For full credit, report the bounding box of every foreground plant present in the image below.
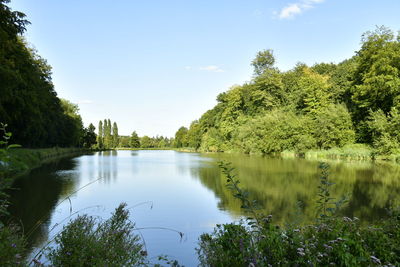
[43,203,146,266]
[197,162,400,266]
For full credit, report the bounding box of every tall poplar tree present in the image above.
[112,122,119,148]
[103,119,108,148]
[98,120,103,149]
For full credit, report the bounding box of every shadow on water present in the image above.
[7,157,80,250]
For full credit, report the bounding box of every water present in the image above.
[8,150,400,266]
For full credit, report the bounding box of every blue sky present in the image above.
[9,0,400,137]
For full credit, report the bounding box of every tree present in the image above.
[140,136,152,148]
[174,127,188,148]
[351,27,400,135]
[98,121,103,149]
[312,104,355,149]
[129,131,140,148]
[0,1,84,148]
[60,99,84,147]
[186,121,203,149]
[251,49,275,76]
[82,123,97,148]
[297,68,332,115]
[112,122,119,148]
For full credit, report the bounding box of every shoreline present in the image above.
[0,147,91,179]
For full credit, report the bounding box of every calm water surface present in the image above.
[9,150,400,266]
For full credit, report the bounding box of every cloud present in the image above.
[184,66,192,70]
[199,65,225,73]
[278,0,325,19]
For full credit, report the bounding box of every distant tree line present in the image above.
[119,132,173,149]
[174,26,400,155]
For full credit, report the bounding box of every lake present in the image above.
[8,150,400,266]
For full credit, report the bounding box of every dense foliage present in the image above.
[175,26,400,156]
[0,1,88,148]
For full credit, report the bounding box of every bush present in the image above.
[0,225,26,266]
[45,203,146,266]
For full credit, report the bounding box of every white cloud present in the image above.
[278,0,325,19]
[184,66,192,70]
[199,65,225,73]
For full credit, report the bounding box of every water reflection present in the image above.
[193,153,400,224]
[97,150,118,184]
[8,158,80,250]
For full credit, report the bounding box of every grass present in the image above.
[0,147,87,179]
[304,144,374,161]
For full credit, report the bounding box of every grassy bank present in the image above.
[179,144,400,163]
[0,147,88,179]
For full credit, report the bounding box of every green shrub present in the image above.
[0,225,26,266]
[45,203,146,267]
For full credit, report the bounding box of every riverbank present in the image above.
[174,144,400,163]
[0,147,89,179]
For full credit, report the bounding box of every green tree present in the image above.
[60,99,84,147]
[140,136,152,148]
[129,131,140,148]
[312,104,355,149]
[174,127,188,148]
[98,120,103,149]
[251,49,275,76]
[82,123,97,148]
[187,121,203,149]
[351,27,400,142]
[367,108,400,154]
[112,122,119,148]
[0,2,83,148]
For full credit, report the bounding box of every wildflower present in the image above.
[343,217,352,222]
[370,256,381,265]
[297,247,305,256]
[11,243,16,248]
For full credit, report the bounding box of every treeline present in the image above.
[119,133,174,149]
[174,26,400,155]
[95,120,174,149]
[0,1,89,148]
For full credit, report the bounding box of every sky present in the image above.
[9,0,400,137]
